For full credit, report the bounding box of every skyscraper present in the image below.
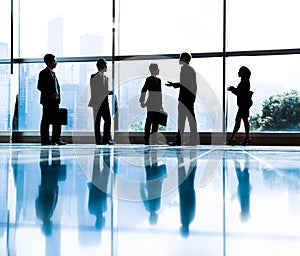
[48,17,63,56]
[0,42,10,130]
[77,34,104,131]
[79,34,103,86]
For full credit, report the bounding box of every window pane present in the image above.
[0,0,10,58]
[19,61,105,132]
[226,55,300,132]
[0,1,11,132]
[227,0,300,51]
[0,64,11,132]
[19,0,112,58]
[119,0,222,55]
[115,57,223,133]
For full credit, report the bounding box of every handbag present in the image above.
[59,108,68,125]
[157,110,168,126]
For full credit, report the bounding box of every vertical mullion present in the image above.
[223,0,227,138]
[112,0,116,137]
[10,0,13,74]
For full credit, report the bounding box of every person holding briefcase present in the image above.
[37,54,66,146]
[139,63,165,145]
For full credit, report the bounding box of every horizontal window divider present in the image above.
[1,48,300,65]
[226,48,300,57]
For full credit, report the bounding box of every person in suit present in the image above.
[88,58,113,145]
[37,53,66,146]
[166,52,198,146]
[226,66,253,146]
[139,63,163,145]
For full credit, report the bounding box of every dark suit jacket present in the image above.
[37,67,61,105]
[88,72,110,108]
[179,64,197,105]
[171,64,197,106]
[139,76,163,111]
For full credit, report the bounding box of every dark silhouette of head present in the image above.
[95,215,106,230]
[96,58,107,71]
[149,63,159,75]
[149,212,158,225]
[239,66,251,79]
[180,225,190,238]
[43,54,56,65]
[180,52,192,64]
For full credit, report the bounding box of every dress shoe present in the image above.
[102,140,113,145]
[53,141,67,146]
[225,137,235,146]
[240,138,252,146]
[167,140,181,146]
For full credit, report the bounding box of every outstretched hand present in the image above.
[165,81,173,87]
[227,86,234,91]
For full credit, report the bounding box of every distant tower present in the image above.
[48,17,63,56]
[78,34,103,131]
[0,42,10,130]
[48,17,64,83]
[0,42,8,57]
[80,34,103,86]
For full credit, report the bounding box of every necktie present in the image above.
[52,71,59,94]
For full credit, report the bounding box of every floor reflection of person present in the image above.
[177,149,197,237]
[35,149,67,236]
[234,154,252,222]
[140,149,167,225]
[88,149,111,230]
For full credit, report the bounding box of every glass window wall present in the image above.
[119,0,223,55]
[114,57,223,132]
[1,0,300,135]
[0,1,11,132]
[19,0,112,58]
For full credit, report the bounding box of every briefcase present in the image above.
[59,108,68,125]
[157,110,168,126]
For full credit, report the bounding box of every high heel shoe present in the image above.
[240,138,252,146]
[225,137,235,146]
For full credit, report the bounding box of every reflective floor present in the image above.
[0,144,300,256]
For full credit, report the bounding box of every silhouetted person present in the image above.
[140,149,167,225]
[35,149,66,236]
[139,63,164,145]
[37,53,66,146]
[88,58,113,145]
[234,155,252,222]
[88,150,111,230]
[226,66,253,146]
[166,52,198,146]
[177,149,197,237]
